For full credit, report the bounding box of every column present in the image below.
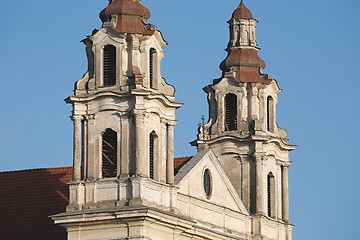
[254,153,264,214]
[87,114,96,180]
[82,116,88,180]
[250,83,259,121]
[282,164,290,222]
[135,111,147,177]
[241,156,250,211]
[72,115,82,181]
[276,162,283,220]
[239,83,248,132]
[120,115,130,177]
[258,88,265,132]
[166,122,175,184]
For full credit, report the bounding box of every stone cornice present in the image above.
[66,90,182,109]
[266,138,296,151]
[52,205,194,227]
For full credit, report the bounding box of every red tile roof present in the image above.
[0,157,192,239]
[174,156,193,174]
[0,167,72,240]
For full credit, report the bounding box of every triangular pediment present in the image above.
[175,149,248,214]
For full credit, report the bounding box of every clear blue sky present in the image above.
[0,0,359,239]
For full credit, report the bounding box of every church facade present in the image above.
[52,1,296,240]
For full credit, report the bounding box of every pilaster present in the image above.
[134,110,147,177]
[120,114,130,177]
[241,155,250,211]
[87,114,96,180]
[254,152,264,215]
[282,163,290,223]
[72,115,82,181]
[239,83,248,132]
[166,121,176,184]
[82,116,88,180]
[250,83,259,121]
[276,162,283,220]
[258,87,265,132]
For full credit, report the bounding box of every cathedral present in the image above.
[0,1,296,240]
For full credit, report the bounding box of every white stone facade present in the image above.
[52,1,296,240]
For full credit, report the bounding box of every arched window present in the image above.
[225,93,237,131]
[267,96,274,132]
[149,48,156,89]
[102,129,117,178]
[103,45,116,86]
[267,172,276,218]
[244,30,249,45]
[149,131,158,179]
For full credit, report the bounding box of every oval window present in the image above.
[203,169,212,198]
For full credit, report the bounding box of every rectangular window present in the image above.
[225,93,238,131]
[103,45,116,86]
[149,132,155,179]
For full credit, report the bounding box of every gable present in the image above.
[175,149,248,215]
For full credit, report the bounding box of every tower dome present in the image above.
[231,0,254,20]
[100,0,155,35]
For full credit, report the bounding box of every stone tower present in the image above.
[63,0,181,213]
[53,1,296,239]
[193,0,296,237]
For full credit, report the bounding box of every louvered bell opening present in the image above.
[225,94,238,131]
[267,174,272,217]
[267,96,274,132]
[149,48,156,89]
[103,45,116,87]
[102,129,117,178]
[149,133,155,179]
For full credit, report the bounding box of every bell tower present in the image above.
[65,0,181,212]
[193,0,296,238]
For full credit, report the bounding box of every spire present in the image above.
[99,0,156,35]
[219,1,270,84]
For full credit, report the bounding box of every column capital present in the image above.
[167,120,177,127]
[133,109,145,118]
[239,82,247,88]
[252,152,264,162]
[276,160,292,168]
[71,115,83,122]
[85,114,96,121]
[160,117,167,125]
[284,162,292,168]
[258,88,265,99]
[250,82,259,88]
